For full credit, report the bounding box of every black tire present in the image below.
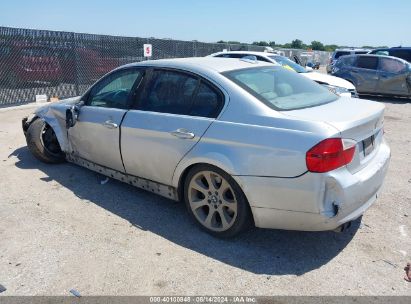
[184,164,252,238]
[26,118,66,164]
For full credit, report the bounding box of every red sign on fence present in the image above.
[143,44,152,57]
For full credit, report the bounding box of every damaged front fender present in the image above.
[22,96,82,153]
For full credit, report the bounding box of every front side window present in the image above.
[356,56,378,70]
[379,57,406,73]
[137,70,223,118]
[87,68,142,109]
[224,66,338,111]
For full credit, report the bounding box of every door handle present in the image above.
[102,120,118,129]
[170,128,195,139]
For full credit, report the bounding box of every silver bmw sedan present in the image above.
[22,57,390,237]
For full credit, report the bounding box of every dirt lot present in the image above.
[0,97,410,296]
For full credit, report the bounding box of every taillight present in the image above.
[306,138,356,173]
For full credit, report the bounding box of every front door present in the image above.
[68,68,143,172]
[121,69,225,185]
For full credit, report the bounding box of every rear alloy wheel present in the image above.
[184,165,252,237]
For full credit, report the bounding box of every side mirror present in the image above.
[66,105,80,129]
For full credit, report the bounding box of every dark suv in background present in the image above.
[369,47,411,63]
[326,48,370,73]
[331,54,411,98]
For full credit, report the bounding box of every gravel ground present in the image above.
[0,97,410,296]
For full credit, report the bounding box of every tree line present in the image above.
[216,39,388,52]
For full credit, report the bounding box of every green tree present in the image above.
[252,41,270,46]
[291,39,303,49]
[310,41,325,51]
[324,44,339,52]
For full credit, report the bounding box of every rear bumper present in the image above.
[234,140,391,231]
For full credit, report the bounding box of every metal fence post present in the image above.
[72,32,80,96]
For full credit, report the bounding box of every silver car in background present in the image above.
[332,54,411,98]
[209,51,358,97]
[22,58,390,237]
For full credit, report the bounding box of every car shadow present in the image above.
[359,94,411,104]
[10,146,360,276]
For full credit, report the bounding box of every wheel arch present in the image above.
[32,106,70,152]
[173,155,238,201]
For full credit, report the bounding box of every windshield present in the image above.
[268,56,307,73]
[223,66,338,111]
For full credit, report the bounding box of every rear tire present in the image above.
[26,118,65,164]
[184,164,252,238]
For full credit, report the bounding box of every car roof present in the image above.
[211,50,279,57]
[122,57,274,73]
[341,53,410,63]
[334,48,370,52]
[372,47,411,50]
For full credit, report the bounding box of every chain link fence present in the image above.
[0,26,331,105]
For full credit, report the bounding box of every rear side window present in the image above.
[334,51,350,59]
[190,82,223,118]
[137,70,223,118]
[256,56,271,63]
[379,57,407,73]
[356,56,378,70]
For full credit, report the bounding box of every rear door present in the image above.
[68,68,143,172]
[121,68,225,185]
[377,57,410,96]
[351,56,379,93]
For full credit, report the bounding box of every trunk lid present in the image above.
[283,97,385,173]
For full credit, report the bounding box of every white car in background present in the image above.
[209,51,358,98]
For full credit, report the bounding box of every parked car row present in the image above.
[22,54,391,237]
[330,48,411,98]
[209,51,358,97]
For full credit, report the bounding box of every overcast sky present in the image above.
[0,0,410,46]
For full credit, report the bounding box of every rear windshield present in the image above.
[223,66,338,111]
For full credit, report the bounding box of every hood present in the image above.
[303,72,355,90]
